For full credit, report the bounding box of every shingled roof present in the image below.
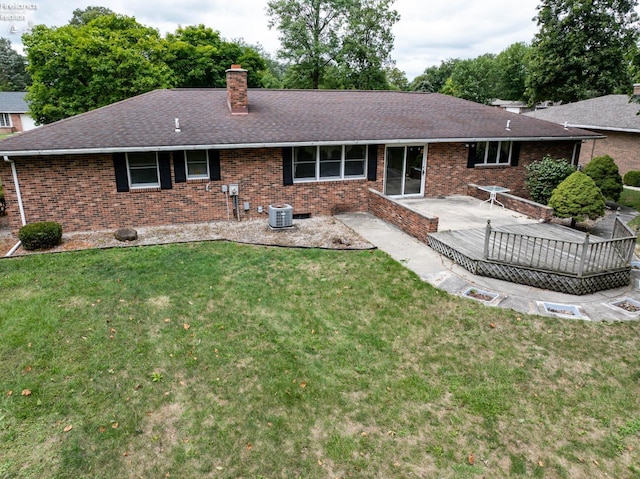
[525,95,640,133]
[0,92,28,114]
[0,88,600,157]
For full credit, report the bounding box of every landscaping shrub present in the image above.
[524,156,575,205]
[548,171,605,226]
[623,170,640,187]
[582,154,623,202]
[18,221,63,250]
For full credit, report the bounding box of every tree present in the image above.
[385,66,409,91]
[525,155,575,205]
[69,6,114,25]
[267,0,399,89]
[337,0,399,89]
[548,171,606,226]
[410,59,459,92]
[0,38,30,91]
[439,54,498,104]
[494,42,530,101]
[24,14,174,124]
[527,0,640,104]
[582,154,624,202]
[164,25,267,88]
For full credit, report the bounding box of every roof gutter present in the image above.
[562,124,640,134]
[0,135,605,157]
[3,155,26,256]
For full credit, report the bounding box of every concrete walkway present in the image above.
[337,197,640,321]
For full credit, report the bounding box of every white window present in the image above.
[185,150,209,179]
[293,145,367,181]
[475,141,512,165]
[0,113,11,127]
[127,152,159,188]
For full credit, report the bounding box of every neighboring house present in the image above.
[0,92,36,135]
[525,93,640,175]
[490,100,533,114]
[0,66,599,234]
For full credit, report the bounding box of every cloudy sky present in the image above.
[1,0,630,80]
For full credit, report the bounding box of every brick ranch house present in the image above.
[0,66,600,236]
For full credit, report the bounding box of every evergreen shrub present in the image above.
[18,222,63,250]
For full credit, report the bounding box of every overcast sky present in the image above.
[2,1,635,81]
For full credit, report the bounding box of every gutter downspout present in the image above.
[3,155,26,256]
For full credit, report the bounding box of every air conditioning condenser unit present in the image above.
[268,204,293,228]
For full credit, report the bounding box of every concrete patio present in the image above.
[398,195,540,231]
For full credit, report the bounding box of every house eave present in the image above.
[562,124,640,134]
[0,135,602,157]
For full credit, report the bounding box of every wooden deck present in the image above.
[428,222,632,295]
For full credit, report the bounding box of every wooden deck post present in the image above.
[483,220,492,259]
[578,233,590,277]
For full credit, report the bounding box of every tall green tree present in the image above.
[0,38,30,91]
[68,6,114,25]
[527,0,640,104]
[494,42,530,101]
[440,54,498,104]
[164,25,267,88]
[267,0,399,89]
[337,0,399,89]
[24,13,174,124]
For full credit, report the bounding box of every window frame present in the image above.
[293,145,367,182]
[126,151,160,189]
[475,140,513,166]
[184,150,210,180]
[0,113,12,128]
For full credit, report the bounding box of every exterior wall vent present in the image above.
[268,204,293,228]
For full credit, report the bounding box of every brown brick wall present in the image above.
[579,130,640,175]
[368,189,439,242]
[425,141,577,198]
[1,141,578,234]
[2,149,373,233]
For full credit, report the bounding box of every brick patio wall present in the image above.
[368,189,439,242]
[467,183,553,221]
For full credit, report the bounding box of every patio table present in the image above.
[478,185,510,209]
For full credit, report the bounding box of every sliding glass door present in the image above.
[384,146,425,196]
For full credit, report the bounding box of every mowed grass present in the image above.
[1,241,639,479]
[620,187,640,212]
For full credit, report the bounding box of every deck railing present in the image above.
[483,217,636,277]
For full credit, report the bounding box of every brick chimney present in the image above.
[226,64,248,115]
[634,83,640,96]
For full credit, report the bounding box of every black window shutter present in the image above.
[113,152,129,192]
[283,147,293,186]
[367,144,378,181]
[511,142,521,166]
[208,150,221,181]
[174,150,186,183]
[467,143,477,168]
[159,152,172,190]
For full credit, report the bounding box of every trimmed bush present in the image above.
[582,155,623,201]
[18,222,63,250]
[623,170,640,187]
[548,171,605,226]
[524,156,575,205]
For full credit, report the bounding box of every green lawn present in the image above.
[1,241,639,478]
[620,187,640,211]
